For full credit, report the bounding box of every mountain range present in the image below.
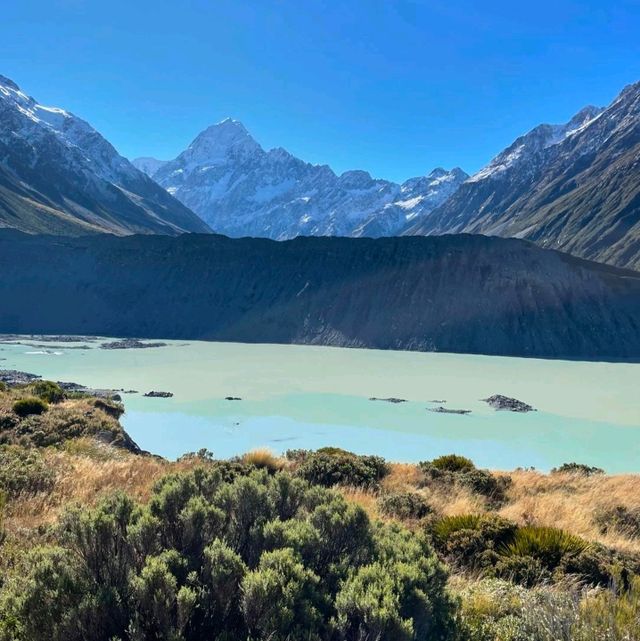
[134,81,640,270]
[1,72,639,273]
[2,229,640,360]
[133,119,468,239]
[405,82,640,270]
[0,75,210,236]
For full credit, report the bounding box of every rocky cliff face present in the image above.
[1,230,639,360]
[0,75,210,236]
[135,119,468,239]
[406,83,640,270]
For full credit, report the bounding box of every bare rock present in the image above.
[483,394,536,412]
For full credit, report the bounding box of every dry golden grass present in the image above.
[500,470,640,554]
[382,463,425,491]
[381,462,486,517]
[241,448,286,473]
[340,486,383,521]
[340,463,640,554]
[2,445,203,535]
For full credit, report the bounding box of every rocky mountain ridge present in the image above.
[1,229,639,360]
[405,82,640,270]
[0,75,210,236]
[134,119,468,238]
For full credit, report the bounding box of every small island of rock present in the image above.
[483,394,536,412]
[428,406,471,415]
[101,339,167,350]
[144,391,174,398]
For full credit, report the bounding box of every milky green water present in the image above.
[1,338,639,471]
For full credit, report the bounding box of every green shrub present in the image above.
[428,454,476,473]
[284,448,309,463]
[295,448,389,488]
[494,555,551,587]
[12,397,48,418]
[550,462,604,476]
[431,514,518,572]
[0,382,7,393]
[91,398,124,419]
[595,505,640,539]
[335,525,455,641]
[457,469,511,505]
[457,576,640,641]
[31,381,65,404]
[501,526,588,570]
[0,446,56,497]
[0,469,456,640]
[419,457,511,506]
[377,492,432,520]
[177,448,216,463]
[558,543,640,589]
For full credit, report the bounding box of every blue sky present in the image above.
[3,0,640,181]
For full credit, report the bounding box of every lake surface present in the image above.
[1,337,639,472]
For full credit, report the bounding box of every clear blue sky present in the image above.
[3,0,639,181]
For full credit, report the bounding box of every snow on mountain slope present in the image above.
[0,74,210,236]
[405,82,640,270]
[145,118,467,239]
[466,106,603,183]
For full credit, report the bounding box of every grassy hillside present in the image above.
[0,382,639,640]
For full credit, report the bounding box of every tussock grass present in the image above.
[1,447,202,536]
[502,526,589,562]
[500,469,640,555]
[241,447,286,473]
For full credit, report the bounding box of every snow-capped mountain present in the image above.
[0,75,210,236]
[405,82,640,270]
[135,118,467,239]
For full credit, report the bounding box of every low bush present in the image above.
[30,381,65,404]
[0,469,457,641]
[494,555,552,587]
[91,398,124,419]
[377,491,433,520]
[177,448,216,463]
[595,505,640,539]
[294,448,389,488]
[419,456,511,506]
[0,446,56,497]
[431,514,518,572]
[457,469,511,504]
[430,517,619,588]
[12,398,48,418]
[550,462,604,476]
[457,576,640,641]
[429,454,476,473]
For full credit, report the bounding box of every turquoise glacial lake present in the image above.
[1,338,639,472]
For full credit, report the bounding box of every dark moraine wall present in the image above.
[1,230,639,360]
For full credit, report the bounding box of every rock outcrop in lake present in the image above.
[100,339,167,349]
[1,230,640,360]
[484,395,536,412]
[428,406,471,415]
